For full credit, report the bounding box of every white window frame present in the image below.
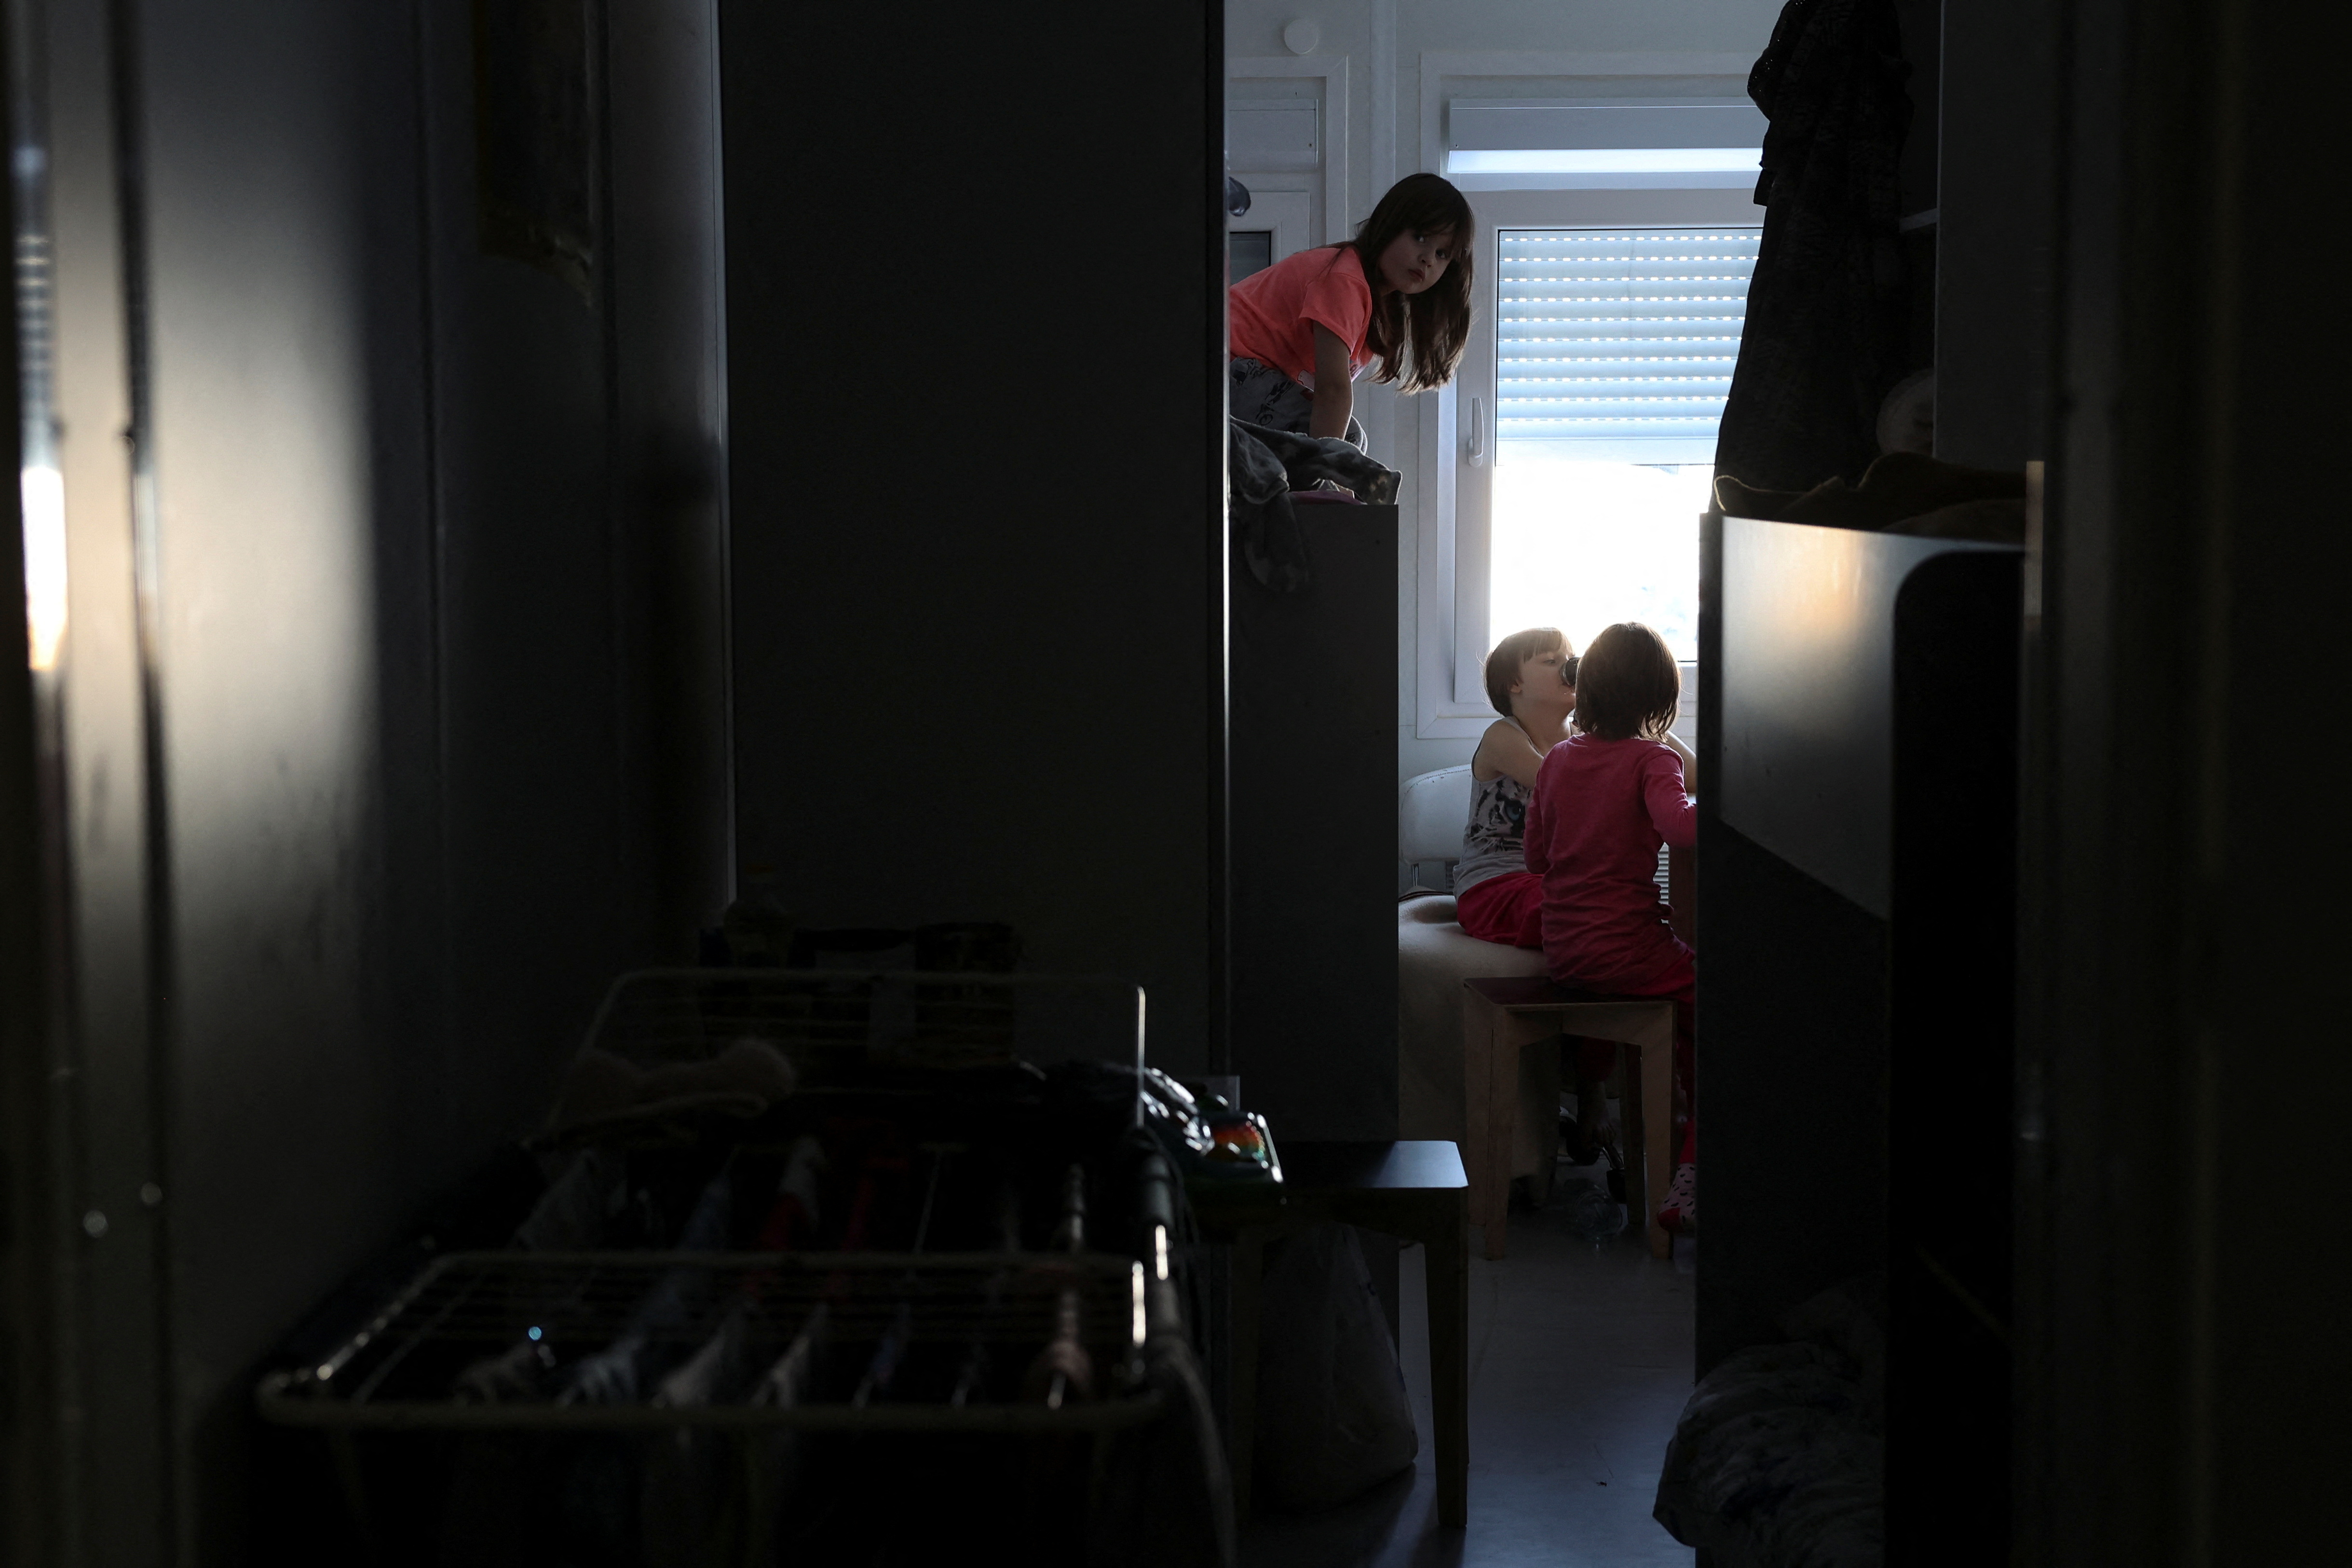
[1408,55,1757,739]
[1417,186,1761,737]
[1225,189,1313,275]
[1226,55,1351,251]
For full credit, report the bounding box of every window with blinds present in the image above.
[1494,227,1761,464]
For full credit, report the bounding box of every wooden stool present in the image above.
[1189,1140,1470,1528]
[1460,976,1677,1260]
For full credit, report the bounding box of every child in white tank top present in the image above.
[1455,628,1577,946]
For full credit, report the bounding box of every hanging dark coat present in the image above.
[1713,0,1913,492]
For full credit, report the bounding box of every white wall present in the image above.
[1225,0,1779,844]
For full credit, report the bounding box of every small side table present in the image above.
[1189,1139,1469,1528]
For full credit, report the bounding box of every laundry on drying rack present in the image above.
[452,1151,626,1404]
[1023,1164,1096,1408]
[853,1145,950,1406]
[541,1036,799,1147]
[511,1146,626,1252]
[267,973,1247,1568]
[950,1178,1025,1406]
[558,1164,737,1407]
[639,1301,760,1566]
[752,1134,826,1252]
[741,1302,830,1563]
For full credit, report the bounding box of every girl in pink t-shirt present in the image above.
[1523,621,1701,1229]
[1227,173,1474,451]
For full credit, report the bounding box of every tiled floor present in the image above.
[1239,1181,1698,1568]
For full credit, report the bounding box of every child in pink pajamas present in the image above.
[1523,621,1700,1230]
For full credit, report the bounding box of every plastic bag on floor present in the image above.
[1253,1223,1419,1511]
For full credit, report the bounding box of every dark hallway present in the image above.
[0,1,2346,1564]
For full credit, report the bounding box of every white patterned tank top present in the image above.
[1455,729,1537,894]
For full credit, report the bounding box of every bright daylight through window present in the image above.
[1486,228,1760,659]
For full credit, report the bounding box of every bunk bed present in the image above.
[1681,511,2022,1563]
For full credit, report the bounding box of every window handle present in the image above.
[1468,395,1486,465]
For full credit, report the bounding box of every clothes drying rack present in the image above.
[258,1249,1169,1433]
[251,969,1240,1567]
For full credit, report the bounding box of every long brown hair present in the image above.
[1340,173,1474,394]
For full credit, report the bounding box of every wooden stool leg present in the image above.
[1425,1194,1470,1527]
[1636,1007,1674,1258]
[1618,1039,1646,1245]
[1468,992,1505,1260]
[1482,1018,1550,1259]
[1462,991,1528,1257]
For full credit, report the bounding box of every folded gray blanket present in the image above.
[1227,421,1400,594]
[1654,1275,1886,1568]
